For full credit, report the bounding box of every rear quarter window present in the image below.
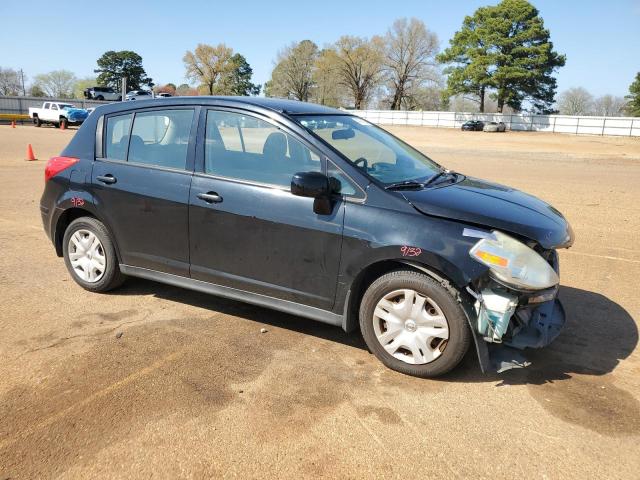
[104,113,133,161]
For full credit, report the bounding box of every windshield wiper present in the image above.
[423,169,456,188]
[384,180,426,190]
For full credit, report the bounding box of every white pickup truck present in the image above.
[29,102,89,128]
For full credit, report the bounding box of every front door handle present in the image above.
[197,192,223,204]
[96,174,117,185]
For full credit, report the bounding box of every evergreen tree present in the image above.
[94,51,153,90]
[437,0,565,113]
[626,72,640,117]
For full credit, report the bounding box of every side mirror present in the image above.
[291,171,330,198]
[291,172,333,215]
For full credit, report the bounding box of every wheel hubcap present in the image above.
[68,229,106,283]
[372,289,449,365]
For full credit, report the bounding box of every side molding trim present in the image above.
[120,264,344,327]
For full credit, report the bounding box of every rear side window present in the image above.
[104,113,133,161]
[128,109,194,169]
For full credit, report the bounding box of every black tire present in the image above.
[62,217,126,293]
[59,117,68,129]
[359,270,470,378]
[96,95,104,101]
[33,116,41,127]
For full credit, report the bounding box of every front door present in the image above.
[91,108,197,276]
[189,109,344,310]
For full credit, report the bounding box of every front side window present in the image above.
[205,110,321,187]
[127,109,194,169]
[296,115,440,185]
[104,113,133,160]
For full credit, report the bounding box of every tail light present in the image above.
[45,156,79,182]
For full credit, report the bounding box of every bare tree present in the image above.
[592,94,627,117]
[183,43,235,95]
[311,48,344,107]
[176,83,199,96]
[384,18,439,110]
[556,87,593,115]
[33,70,77,98]
[73,77,97,99]
[0,67,23,95]
[265,40,318,101]
[330,35,384,109]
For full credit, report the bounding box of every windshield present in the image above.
[59,104,75,110]
[295,115,441,185]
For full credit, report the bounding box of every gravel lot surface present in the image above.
[1,124,639,479]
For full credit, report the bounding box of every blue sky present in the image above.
[1,0,638,97]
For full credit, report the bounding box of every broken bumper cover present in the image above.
[507,297,566,350]
[466,291,567,374]
[489,298,565,373]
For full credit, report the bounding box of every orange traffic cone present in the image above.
[60,121,66,130]
[26,144,36,161]
[11,120,16,128]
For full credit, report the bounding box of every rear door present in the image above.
[91,107,197,276]
[188,108,345,310]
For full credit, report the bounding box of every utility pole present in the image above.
[19,69,26,96]
[121,76,127,102]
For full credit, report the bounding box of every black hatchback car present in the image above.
[41,97,573,377]
[461,120,485,131]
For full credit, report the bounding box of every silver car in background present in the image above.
[483,121,507,132]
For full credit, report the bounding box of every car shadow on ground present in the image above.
[112,277,368,351]
[112,281,637,385]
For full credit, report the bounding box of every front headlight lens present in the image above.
[469,230,559,290]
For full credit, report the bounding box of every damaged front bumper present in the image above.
[464,253,566,373]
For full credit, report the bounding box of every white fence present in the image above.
[351,110,640,137]
[0,95,110,116]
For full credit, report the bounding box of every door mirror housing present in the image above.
[291,172,330,198]
[291,172,333,215]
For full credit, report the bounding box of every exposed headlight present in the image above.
[469,230,559,290]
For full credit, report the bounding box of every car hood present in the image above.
[401,176,574,249]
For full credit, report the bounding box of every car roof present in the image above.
[90,96,346,117]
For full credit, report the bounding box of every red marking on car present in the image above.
[401,246,422,257]
[71,197,85,207]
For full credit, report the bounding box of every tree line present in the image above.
[262,0,638,116]
[1,0,639,116]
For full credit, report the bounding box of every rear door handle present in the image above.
[96,174,117,185]
[197,192,223,204]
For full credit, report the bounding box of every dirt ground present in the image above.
[1,124,639,479]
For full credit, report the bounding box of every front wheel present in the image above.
[59,118,68,129]
[63,217,126,292]
[359,270,470,378]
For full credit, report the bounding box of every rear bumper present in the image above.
[40,204,54,242]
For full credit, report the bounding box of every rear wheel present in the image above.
[359,270,470,378]
[63,217,126,292]
[59,117,68,129]
[33,116,41,127]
